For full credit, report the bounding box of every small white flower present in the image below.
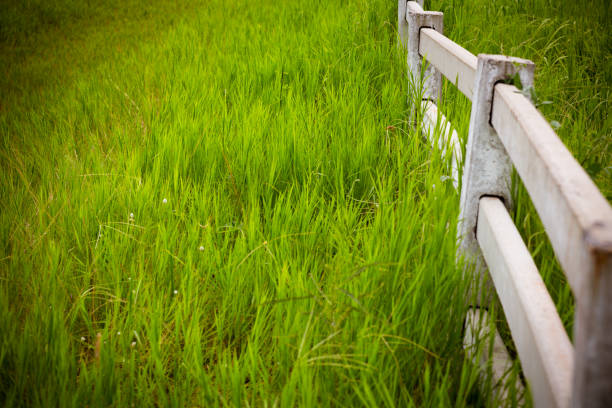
[199,246,204,251]
[131,341,136,347]
[80,336,86,342]
[117,331,121,336]
[162,198,168,204]
[173,290,178,295]
[129,213,134,219]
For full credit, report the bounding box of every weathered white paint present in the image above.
[572,255,612,408]
[421,100,462,190]
[477,197,574,408]
[491,83,612,297]
[491,83,612,407]
[458,54,534,303]
[464,308,525,406]
[419,28,477,100]
[406,2,443,102]
[408,0,424,12]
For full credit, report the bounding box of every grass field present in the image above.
[1,0,609,406]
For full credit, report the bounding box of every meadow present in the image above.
[0,0,609,406]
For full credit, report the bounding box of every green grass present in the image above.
[0,0,609,406]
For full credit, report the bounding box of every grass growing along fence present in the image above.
[0,0,609,406]
[428,0,611,341]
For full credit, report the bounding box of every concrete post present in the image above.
[398,1,408,50]
[572,251,612,408]
[457,54,535,303]
[405,2,443,102]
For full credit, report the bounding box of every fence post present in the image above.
[457,54,534,303]
[405,2,443,103]
[573,248,612,407]
[398,1,408,49]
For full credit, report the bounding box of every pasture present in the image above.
[1,0,609,406]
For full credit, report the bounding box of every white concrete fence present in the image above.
[398,1,612,407]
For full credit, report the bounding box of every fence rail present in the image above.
[491,83,612,295]
[419,28,476,100]
[398,1,612,407]
[477,196,573,408]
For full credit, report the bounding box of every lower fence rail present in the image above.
[477,197,574,408]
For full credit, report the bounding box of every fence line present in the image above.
[398,1,612,407]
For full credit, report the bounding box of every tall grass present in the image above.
[0,0,608,406]
[0,0,492,406]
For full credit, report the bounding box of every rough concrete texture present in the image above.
[572,252,612,408]
[406,2,443,102]
[457,54,534,305]
[397,1,408,50]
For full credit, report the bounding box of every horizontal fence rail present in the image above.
[420,101,462,190]
[477,197,574,408]
[491,83,612,296]
[398,1,612,407]
[419,28,477,100]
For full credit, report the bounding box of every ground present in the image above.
[0,0,609,406]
